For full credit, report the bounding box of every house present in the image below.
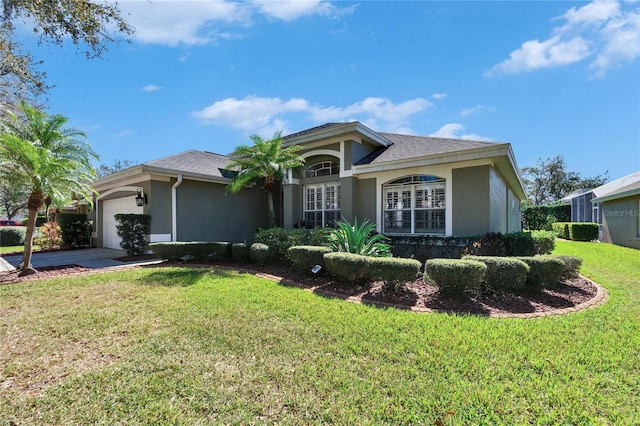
[591,171,640,249]
[93,122,526,249]
[560,188,599,224]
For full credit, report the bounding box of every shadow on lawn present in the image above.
[136,265,238,287]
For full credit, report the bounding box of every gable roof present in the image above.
[144,150,229,178]
[592,171,640,203]
[357,133,507,165]
[560,187,595,203]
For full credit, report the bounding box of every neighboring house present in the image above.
[591,171,640,249]
[560,188,599,224]
[94,121,526,249]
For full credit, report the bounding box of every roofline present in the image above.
[282,121,393,147]
[94,163,230,188]
[352,142,527,200]
[592,187,640,203]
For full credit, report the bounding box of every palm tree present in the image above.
[0,102,97,276]
[226,131,304,228]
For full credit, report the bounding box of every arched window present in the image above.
[383,175,445,234]
[303,161,339,178]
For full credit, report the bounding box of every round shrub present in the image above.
[0,227,25,246]
[425,258,487,295]
[232,242,250,263]
[250,243,272,265]
[531,230,556,254]
[288,245,332,274]
[367,256,421,292]
[554,255,583,279]
[464,255,530,292]
[323,252,370,284]
[516,256,566,288]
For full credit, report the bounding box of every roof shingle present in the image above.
[144,150,229,178]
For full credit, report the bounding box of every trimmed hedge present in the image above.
[553,222,599,241]
[250,243,272,265]
[424,259,487,295]
[151,242,226,261]
[0,227,25,246]
[254,227,331,262]
[57,213,92,248]
[502,232,536,257]
[288,245,332,273]
[323,252,421,288]
[531,230,556,255]
[464,255,530,291]
[232,242,250,262]
[555,255,583,279]
[521,204,571,230]
[516,256,566,288]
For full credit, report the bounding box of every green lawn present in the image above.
[0,240,638,424]
[0,245,41,254]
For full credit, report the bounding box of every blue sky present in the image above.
[18,0,640,181]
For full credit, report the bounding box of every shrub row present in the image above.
[521,204,571,231]
[323,252,421,290]
[254,227,331,261]
[388,231,555,262]
[425,255,579,295]
[288,245,332,272]
[552,222,599,241]
[150,241,275,265]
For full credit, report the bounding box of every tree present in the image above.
[1,0,134,117]
[0,102,97,276]
[521,156,609,205]
[227,132,304,228]
[0,175,28,219]
[96,158,137,178]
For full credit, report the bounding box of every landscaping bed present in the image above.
[1,260,599,317]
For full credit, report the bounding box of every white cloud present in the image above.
[116,129,131,138]
[431,93,448,99]
[429,123,490,141]
[460,104,496,117]
[486,0,640,77]
[117,0,349,46]
[251,0,347,22]
[120,1,251,46]
[192,96,432,135]
[142,84,163,92]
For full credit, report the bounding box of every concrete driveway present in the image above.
[1,248,161,271]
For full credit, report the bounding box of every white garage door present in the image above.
[102,197,144,250]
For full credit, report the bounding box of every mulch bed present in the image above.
[0,259,601,317]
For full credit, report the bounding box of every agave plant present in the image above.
[327,218,392,257]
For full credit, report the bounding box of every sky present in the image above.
[15,0,640,181]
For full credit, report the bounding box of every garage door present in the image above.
[102,197,144,250]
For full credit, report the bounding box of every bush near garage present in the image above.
[150,242,226,261]
[115,214,151,256]
[57,213,92,248]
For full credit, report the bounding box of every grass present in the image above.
[0,245,41,254]
[0,241,638,424]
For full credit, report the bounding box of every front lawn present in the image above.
[0,241,638,424]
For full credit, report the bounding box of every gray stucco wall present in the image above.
[175,180,269,243]
[452,166,490,236]
[149,180,173,236]
[601,196,640,249]
[489,167,508,233]
[506,187,521,233]
[354,178,376,223]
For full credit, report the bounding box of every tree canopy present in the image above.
[521,156,609,205]
[227,132,304,228]
[1,0,134,116]
[0,101,97,275]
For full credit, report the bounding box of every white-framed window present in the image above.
[383,175,445,234]
[304,161,339,178]
[303,182,341,228]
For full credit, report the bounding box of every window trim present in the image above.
[303,181,341,228]
[382,175,446,235]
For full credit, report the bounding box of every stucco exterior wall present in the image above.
[506,186,521,233]
[175,180,268,243]
[489,167,508,233]
[149,180,173,240]
[354,178,377,223]
[600,196,640,249]
[452,166,490,236]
